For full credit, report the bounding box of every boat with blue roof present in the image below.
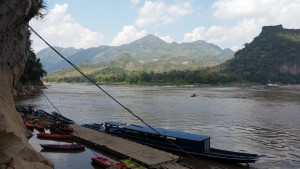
[103,121,259,164]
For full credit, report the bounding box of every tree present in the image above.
[19,49,47,85]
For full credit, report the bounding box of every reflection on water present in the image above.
[18,84,300,169]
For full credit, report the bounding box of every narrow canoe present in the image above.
[57,125,74,132]
[37,132,73,139]
[40,144,85,150]
[92,157,130,169]
[34,122,44,131]
[91,157,111,168]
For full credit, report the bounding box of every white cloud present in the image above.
[183,19,263,50]
[30,4,104,52]
[135,1,192,27]
[212,0,300,28]
[130,0,140,5]
[183,27,206,43]
[159,35,173,43]
[184,0,300,50]
[110,25,146,46]
[212,0,299,21]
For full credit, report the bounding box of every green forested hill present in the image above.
[37,46,81,72]
[38,34,234,73]
[225,25,300,83]
[45,25,300,85]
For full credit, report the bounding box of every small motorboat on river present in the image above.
[191,93,198,97]
[104,121,259,164]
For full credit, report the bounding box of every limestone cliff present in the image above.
[0,0,52,168]
[226,25,300,83]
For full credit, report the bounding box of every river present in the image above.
[16,84,300,169]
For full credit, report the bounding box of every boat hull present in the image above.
[24,121,34,129]
[196,148,259,163]
[34,122,44,131]
[92,157,130,169]
[119,133,259,163]
[103,121,259,164]
[37,132,73,139]
[40,144,85,150]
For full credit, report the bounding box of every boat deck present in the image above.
[70,124,190,169]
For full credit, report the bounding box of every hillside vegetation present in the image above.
[45,25,300,85]
[38,34,234,73]
[225,25,300,84]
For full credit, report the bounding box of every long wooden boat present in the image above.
[37,132,73,139]
[104,121,259,164]
[40,144,85,150]
[91,157,129,169]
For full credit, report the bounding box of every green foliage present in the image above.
[45,25,300,85]
[45,67,234,85]
[38,34,234,73]
[19,50,47,85]
[224,25,300,84]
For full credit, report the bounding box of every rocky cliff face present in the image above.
[226,25,300,83]
[0,1,52,168]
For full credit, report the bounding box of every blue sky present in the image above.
[30,0,300,52]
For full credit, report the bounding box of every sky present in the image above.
[30,0,300,52]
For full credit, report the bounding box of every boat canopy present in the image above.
[124,124,210,142]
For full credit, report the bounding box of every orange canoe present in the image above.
[24,121,34,129]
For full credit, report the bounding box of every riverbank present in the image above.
[44,81,300,90]
[14,82,46,98]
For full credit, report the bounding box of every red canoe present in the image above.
[57,125,74,132]
[53,124,74,132]
[34,122,44,131]
[91,157,130,169]
[92,157,111,168]
[37,132,73,139]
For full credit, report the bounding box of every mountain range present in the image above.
[37,34,234,73]
[44,25,300,84]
